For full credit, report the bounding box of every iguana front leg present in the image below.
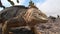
[30,26,41,34]
[2,21,9,34]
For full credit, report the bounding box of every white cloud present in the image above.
[1,0,12,7]
[36,0,60,17]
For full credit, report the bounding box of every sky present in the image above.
[38,0,60,17]
[0,0,60,17]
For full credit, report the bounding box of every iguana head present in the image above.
[24,8,48,24]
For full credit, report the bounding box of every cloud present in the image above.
[1,0,12,7]
[36,0,60,17]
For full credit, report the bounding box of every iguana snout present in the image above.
[24,8,48,23]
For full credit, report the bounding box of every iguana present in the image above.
[0,5,48,34]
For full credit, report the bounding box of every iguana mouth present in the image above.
[38,16,48,21]
[32,14,48,23]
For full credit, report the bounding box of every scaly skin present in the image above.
[1,5,48,34]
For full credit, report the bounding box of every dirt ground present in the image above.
[36,18,60,34]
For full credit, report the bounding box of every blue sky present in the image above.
[1,0,45,7]
[0,0,45,10]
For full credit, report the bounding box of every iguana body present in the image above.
[0,5,48,34]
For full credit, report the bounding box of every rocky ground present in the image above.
[1,17,60,34]
[36,17,60,34]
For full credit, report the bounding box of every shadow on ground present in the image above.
[10,28,35,34]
